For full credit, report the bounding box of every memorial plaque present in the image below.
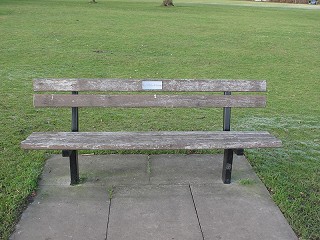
[142,81,163,90]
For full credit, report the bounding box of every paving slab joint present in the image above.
[189,184,205,240]
[105,198,112,240]
[147,155,152,184]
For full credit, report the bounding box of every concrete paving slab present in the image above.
[39,154,149,186]
[10,185,109,240]
[106,185,203,240]
[150,154,258,184]
[191,183,298,240]
[11,154,298,240]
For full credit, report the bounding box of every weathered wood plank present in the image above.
[21,131,282,150]
[33,79,267,92]
[33,94,266,108]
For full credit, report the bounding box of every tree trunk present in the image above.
[162,0,174,6]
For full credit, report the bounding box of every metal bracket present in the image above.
[233,148,244,156]
[62,150,72,157]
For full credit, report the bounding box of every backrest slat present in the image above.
[34,94,266,108]
[34,79,266,92]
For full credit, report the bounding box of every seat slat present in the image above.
[33,94,267,108]
[34,79,266,92]
[21,131,282,150]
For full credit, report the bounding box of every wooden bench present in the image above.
[21,79,282,185]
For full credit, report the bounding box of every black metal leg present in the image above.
[69,150,79,185]
[222,149,233,184]
[70,92,79,185]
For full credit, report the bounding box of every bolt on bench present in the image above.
[21,79,282,185]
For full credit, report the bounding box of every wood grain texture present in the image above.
[24,79,282,154]
[33,94,266,108]
[33,79,267,92]
[21,131,282,150]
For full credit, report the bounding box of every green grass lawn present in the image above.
[0,0,319,239]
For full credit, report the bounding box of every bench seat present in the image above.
[21,131,281,150]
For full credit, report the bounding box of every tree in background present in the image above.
[162,0,174,6]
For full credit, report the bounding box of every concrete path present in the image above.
[10,154,298,240]
[184,0,320,10]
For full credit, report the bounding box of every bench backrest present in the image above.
[33,79,267,108]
